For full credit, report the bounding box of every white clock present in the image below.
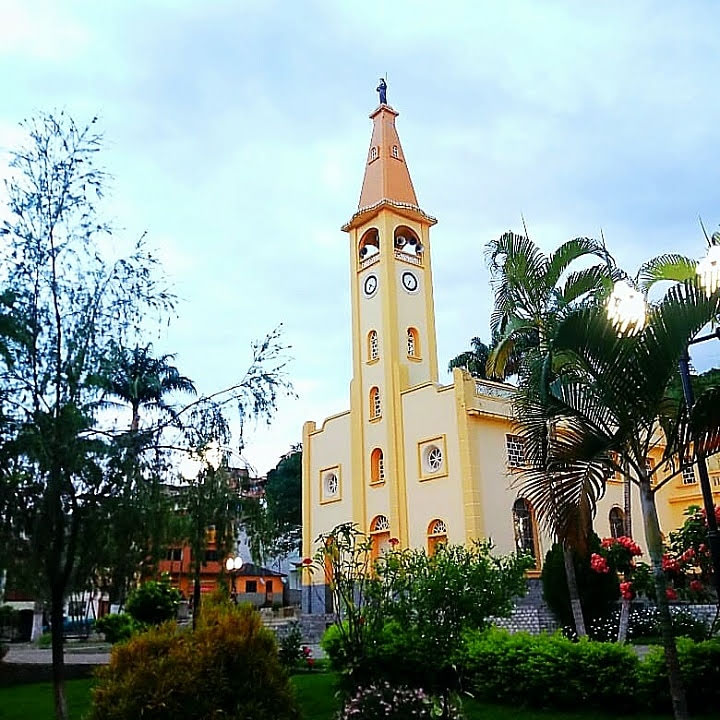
[363,274,378,297]
[401,271,419,293]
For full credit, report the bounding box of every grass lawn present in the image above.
[0,673,713,720]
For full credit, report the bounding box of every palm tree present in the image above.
[448,337,491,377]
[516,277,720,720]
[486,230,618,636]
[99,343,196,432]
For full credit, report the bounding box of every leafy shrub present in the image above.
[637,638,720,714]
[278,621,304,670]
[125,577,180,625]
[90,603,299,720]
[462,627,639,712]
[541,537,619,629]
[0,604,18,636]
[338,681,463,720]
[37,631,52,648]
[95,613,140,644]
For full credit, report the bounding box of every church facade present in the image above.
[301,99,720,611]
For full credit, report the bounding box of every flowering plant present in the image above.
[337,681,463,720]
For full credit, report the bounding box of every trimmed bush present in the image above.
[637,638,720,714]
[90,603,299,720]
[94,613,140,644]
[125,578,180,626]
[541,537,619,629]
[462,627,639,712]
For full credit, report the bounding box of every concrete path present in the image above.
[4,643,110,665]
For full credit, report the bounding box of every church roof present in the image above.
[343,103,436,231]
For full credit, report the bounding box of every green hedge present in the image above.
[637,638,720,714]
[462,628,638,712]
[461,628,720,714]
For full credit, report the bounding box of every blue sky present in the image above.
[1,0,718,474]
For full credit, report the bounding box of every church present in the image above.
[300,92,719,612]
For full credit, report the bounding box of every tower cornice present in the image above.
[342,198,437,232]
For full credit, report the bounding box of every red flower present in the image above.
[690,580,704,593]
[666,587,678,601]
[619,581,634,601]
[302,557,313,566]
[389,537,400,547]
[307,657,315,668]
[590,553,610,574]
[302,646,312,657]
[601,538,617,548]
[661,554,680,573]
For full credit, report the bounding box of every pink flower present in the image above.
[661,555,680,573]
[389,537,400,547]
[619,581,634,600]
[601,538,617,548]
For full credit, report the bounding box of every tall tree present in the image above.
[0,112,174,720]
[516,277,720,720]
[486,230,618,636]
[448,337,491,378]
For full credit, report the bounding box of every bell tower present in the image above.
[343,94,439,545]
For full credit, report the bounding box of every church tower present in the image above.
[342,99,439,546]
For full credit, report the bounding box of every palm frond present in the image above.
[637,254,697,294]
[545,237,611,289]
[559,265,616,306]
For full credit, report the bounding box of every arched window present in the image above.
[368,330,379,361]
[370,514,391,560]
[358,228,380,263]
[371,448,385,484]
[609,507,625,539]
[370,387,381,419]
[392,145,399,158]
[407,327,419,358]
[427,518,448,556]
[394,225,422,257]
[370,146,378,161]
[512,498,538,563]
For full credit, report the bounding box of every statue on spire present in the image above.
[376,78,387,105]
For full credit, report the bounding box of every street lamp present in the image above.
[225,556,244,602]
[607,246,720,600]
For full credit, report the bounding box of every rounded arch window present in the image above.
[359,228,380,263]
[371,448,385,484]
[368,330,379,361]
[422,444,443,474]
[394,225,422,257]
[609,507,625,539]
[427,518,448,555]
[369,386,381,419]
[392,145,399,158]
[323,472,338,498]
[370,515,390,533]
[512,498,537,562]
[407,327,420,358]
[369,146,378,161]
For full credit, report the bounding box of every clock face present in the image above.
[363,274,378,297]
[401,271,419,293]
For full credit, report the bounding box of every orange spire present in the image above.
[357,104,418,210]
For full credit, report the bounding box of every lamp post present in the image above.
[225,556,244,602]
[607,242,720,602]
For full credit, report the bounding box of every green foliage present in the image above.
[37,632,52,648]
[315,525,532,696]
[0,604,18,635]
[125,578,180,626]
[462,628,639,712]
[637,638,720,714]
[338,681,463,720]
[278,621,304,670]
[90,603,299,720]
[541,537,619,628]
[94,614,140,644]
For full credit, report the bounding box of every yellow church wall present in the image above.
[399,382,467,550]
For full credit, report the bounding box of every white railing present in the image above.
[359,255,380,271]
[393,250,423,266]
[474,380,514,400]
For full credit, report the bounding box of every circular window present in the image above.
[363,274,378,298]
[401,271,419,294]
[423,444,443,473]
[324,473,338,497]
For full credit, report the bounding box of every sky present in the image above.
[1,0,719,475]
